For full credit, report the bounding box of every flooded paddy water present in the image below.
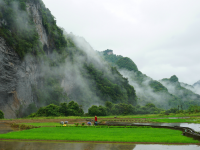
[133,123,200,132]
[0,122,15,134]
[0,141,200,150]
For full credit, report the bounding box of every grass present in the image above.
[150,119,194,123]
[0,127,198,143]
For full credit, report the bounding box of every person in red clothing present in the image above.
[95,115,97,126]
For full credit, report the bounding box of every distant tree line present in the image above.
[29,101,84,117]
[88,102,163,116]
[10,102,200,118]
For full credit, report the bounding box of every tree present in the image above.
[88,105,99,116]
[111,103,135,115]
[0,110,4,119]
[59,102,68,116]
[145,103,156,108]
[169,75,178,82]
[105,101,113,109]
[88,105,107,116]
[35,104,60,117]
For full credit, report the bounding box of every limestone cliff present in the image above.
[0,0,50,118]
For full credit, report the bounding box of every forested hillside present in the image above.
[100,50,200,110]
[161,76,200,109]
[60,34,137,107]
[0,0,137,118]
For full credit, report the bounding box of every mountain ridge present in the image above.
[100,50,200,109]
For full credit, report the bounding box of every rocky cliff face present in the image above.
[26,0,50,53]
[0,0,49,118]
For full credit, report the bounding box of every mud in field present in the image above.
[0,118,150,125]
[0,118,86,124]
[0,122,18,134]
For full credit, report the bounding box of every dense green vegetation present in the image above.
[0,110,4,119]
[100,50,200,111]
[29,101,84,117]
[101,49,123,64]
[0,0,66,58]
[39,0,67,52]
[116,57,138,71]
[101,50,138,71]
[88,102,163,116]
[0,0,41,58]
[0,127,198,143]
[188,105,200,113]
[84,64,137,104]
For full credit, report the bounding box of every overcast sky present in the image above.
[42,0,200,85]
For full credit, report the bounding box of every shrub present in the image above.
[88,105,107,116]
[0,110,4,119]
[74,123,79,126]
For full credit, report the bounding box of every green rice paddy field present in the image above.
[0,127,198,143]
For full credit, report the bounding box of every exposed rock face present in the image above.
[0,0,49,118]
[26,0,50,53]
[0,37,40,118]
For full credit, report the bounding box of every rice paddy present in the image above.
[0,126,198,143]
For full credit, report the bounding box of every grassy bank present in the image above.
[0,127,198,143]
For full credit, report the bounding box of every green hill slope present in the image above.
[100,50,184,109]
[160,75,200,109]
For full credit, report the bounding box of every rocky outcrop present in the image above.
[0,37,40,118]
[0,0,49,118]
[26,0,50,53]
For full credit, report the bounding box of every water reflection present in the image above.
[133,123,200,132]
[0,141,135,150]
[0,141,200,150]
[135,144,200,150]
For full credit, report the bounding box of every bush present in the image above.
[88,105,107,116]
[29,101,84,117]
[0,110,4,119]
[111,103,135,115]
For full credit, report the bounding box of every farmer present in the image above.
[95,115,97,126]
[87,122,91,126]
